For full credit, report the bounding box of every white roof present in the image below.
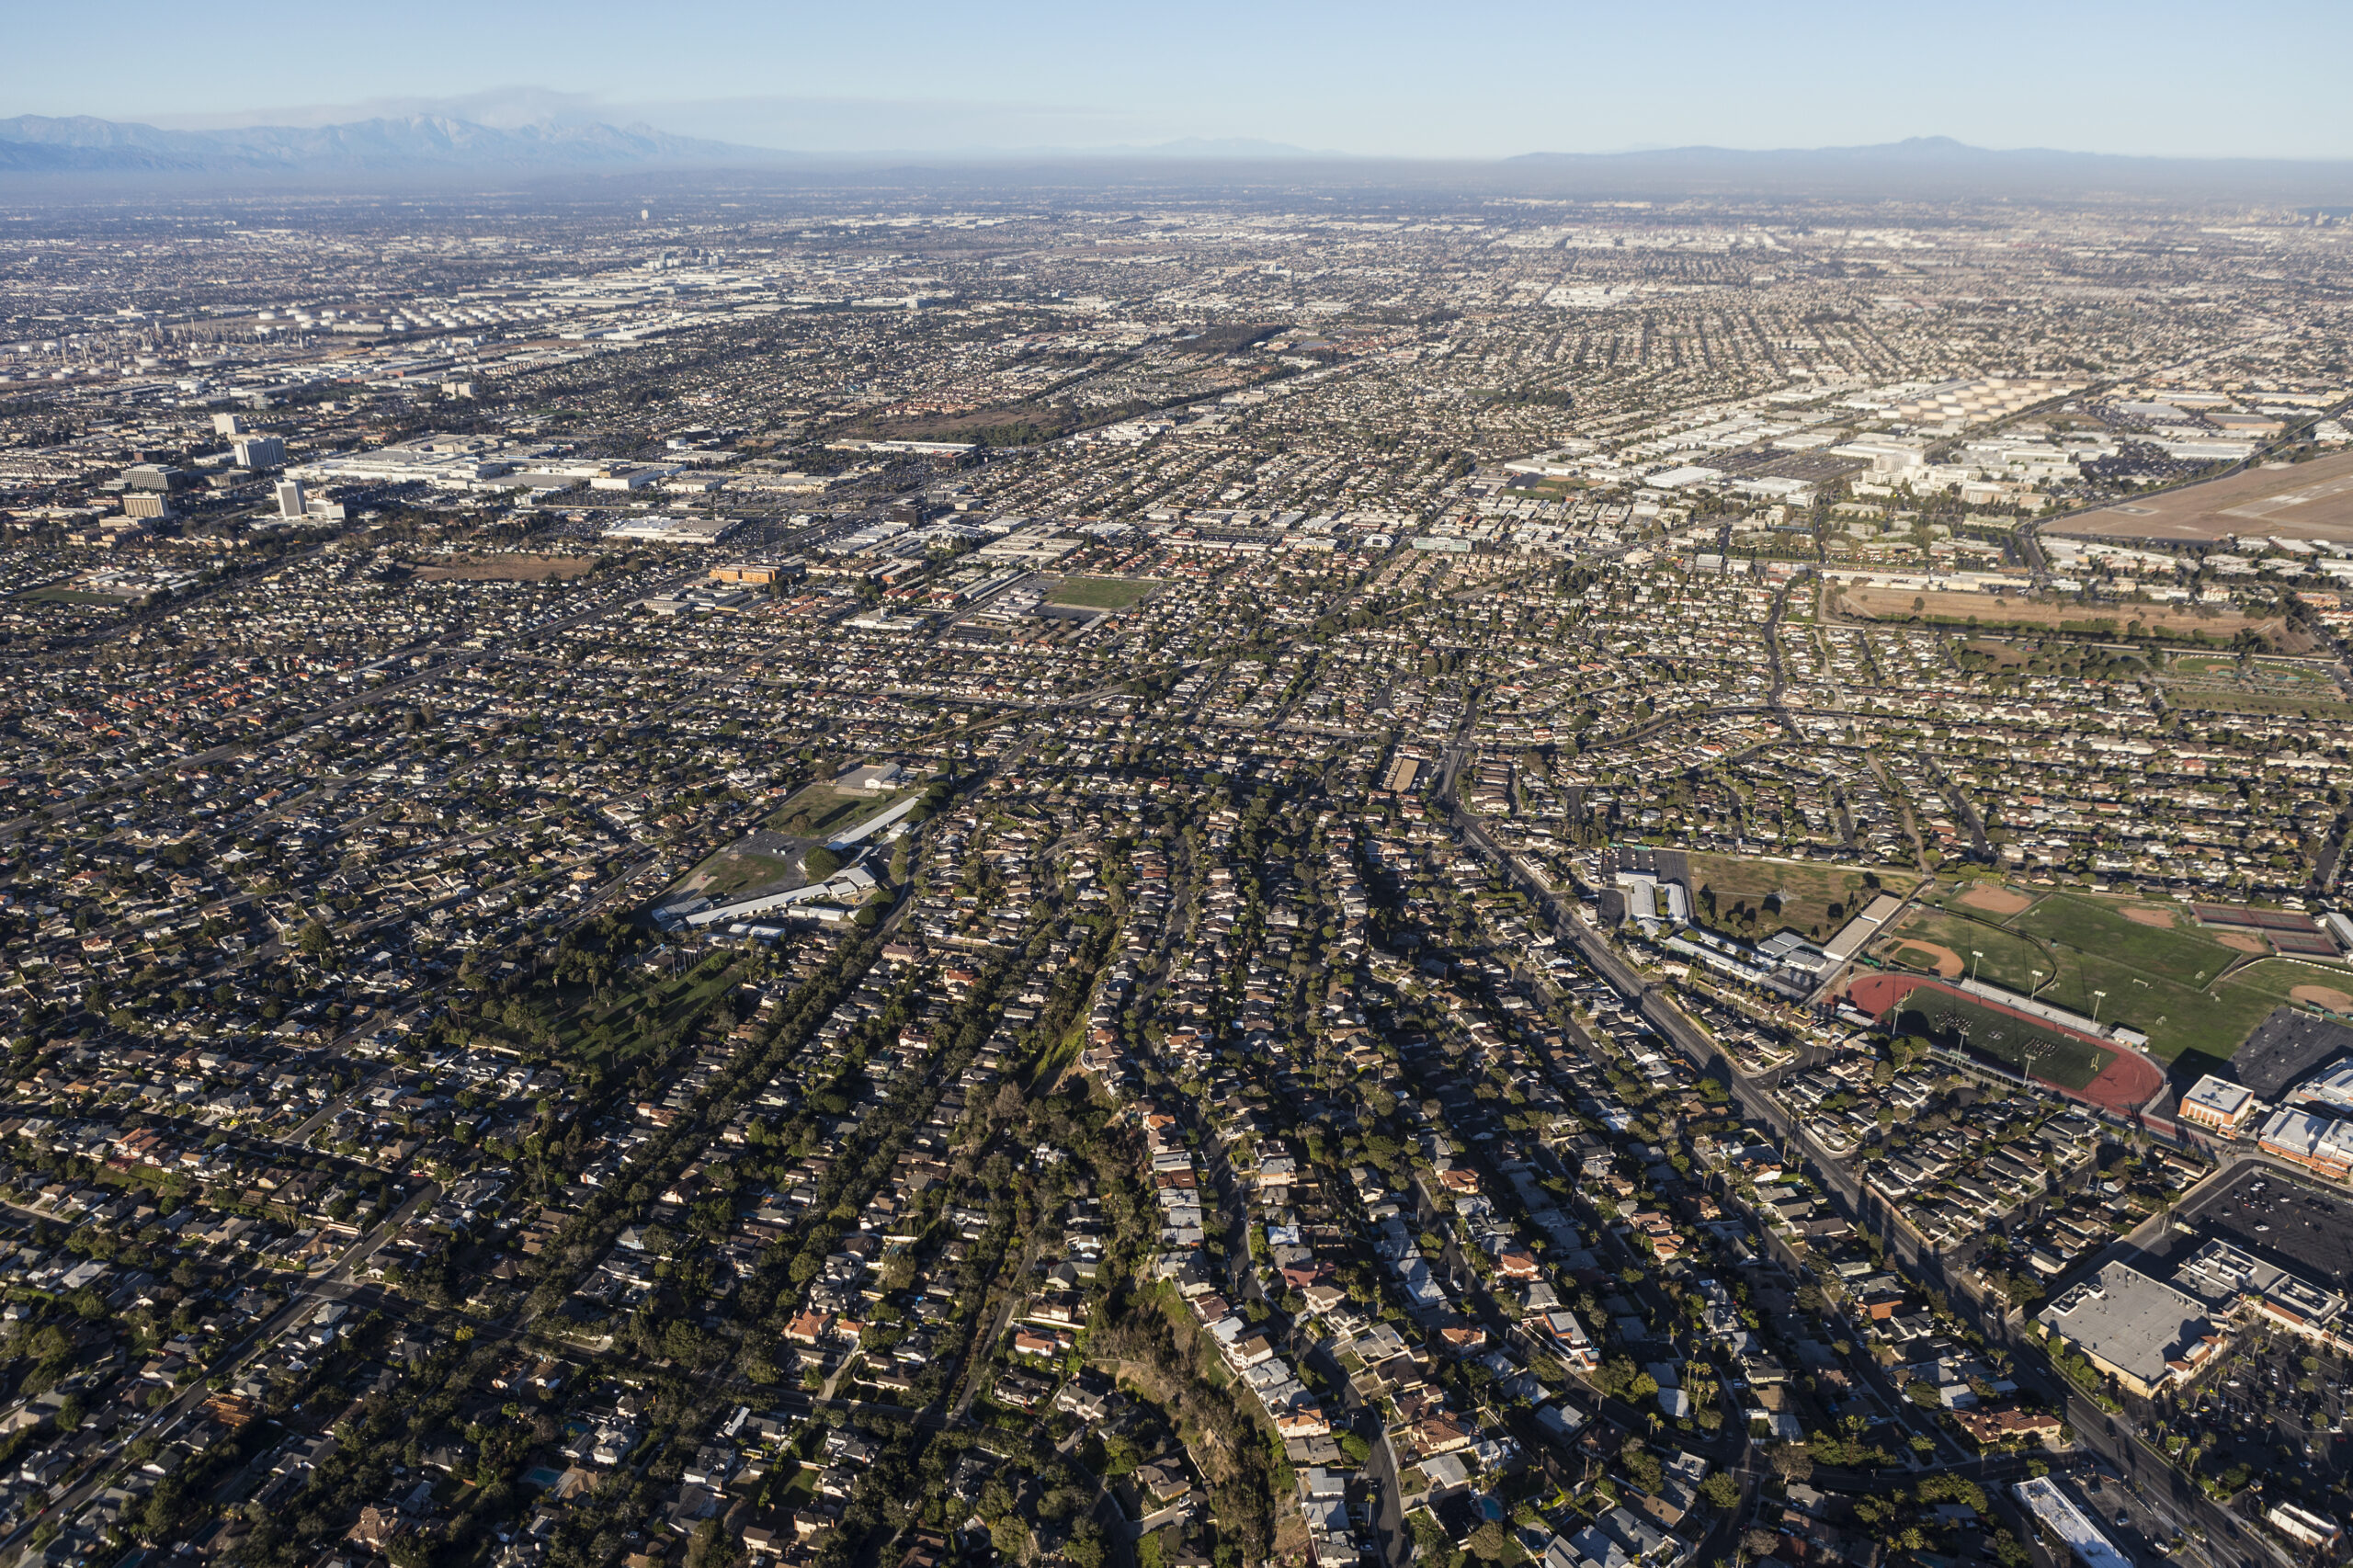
[2183,1074,2254,1117]
[2012,1478,2131,1568]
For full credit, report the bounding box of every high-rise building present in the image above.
[123,463,186,492]
[120,492,174,519]
[233,435,286,469]
[275,478,306,519]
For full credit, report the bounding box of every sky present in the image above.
[9,0,2349,160]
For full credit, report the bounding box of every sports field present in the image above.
[20,586,134,606]
[411,553,596,582]
[1873,888,2339,1064]
[1835,584,2269,642]
[676,847,795,901]
[1047,575,1158,610]
[1885,989,2111,1089]
[763,781,915,839]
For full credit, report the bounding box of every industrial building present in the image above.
[601,516,744,546]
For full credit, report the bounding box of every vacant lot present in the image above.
[1836,584,2269,642]
[1682,851,1918,944]
[2053,450,2353,542]
[1048,575,1158,610]
[411,553,597,582]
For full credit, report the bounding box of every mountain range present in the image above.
[1,117,2348,202]
[0,113,759,172]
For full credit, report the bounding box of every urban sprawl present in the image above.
[0,183,2350,1568]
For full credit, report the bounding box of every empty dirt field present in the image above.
[411,554,597,582]
[2052,450,2353,542]
[1836,584,2271,641]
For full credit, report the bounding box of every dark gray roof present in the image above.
[2232,1006,2353,1097]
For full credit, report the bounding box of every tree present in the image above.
[297,919,334,957]
[804,846,844,880]
[1701,1471,1740,1510]
[1621,1440,1664,1494]
[990,1517,1031,1561]
[1768,1442,1814,1483]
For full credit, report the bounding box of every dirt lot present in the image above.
[411,554,597,582]
[1836,584,2271,641]
[2052,450,2353,542]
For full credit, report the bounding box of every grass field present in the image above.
[1047,575,1157,610]
[684,848,795,900]
[1889,992,2111,1089]
[1874,891,2332,1064]
[553,954,745,1074]
[2155,687,2353,721]
[1881,907,2052,990]
[763,782,914,840]
[1835,584,2268,642]
[21,586,133,606]
[1683,852,1919,944]
[411,553,596,582]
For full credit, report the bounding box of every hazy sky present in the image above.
[12,0,2349,159]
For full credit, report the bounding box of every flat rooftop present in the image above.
[2231,1006,2353,1097]
[2037,1260,2213,1391]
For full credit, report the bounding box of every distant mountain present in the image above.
[1120,137,1334,159]
[0,113,773,174]
[6,118,2349,203]
[1500,135,2353,199]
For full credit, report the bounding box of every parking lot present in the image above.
[2165,1164,2353,1291]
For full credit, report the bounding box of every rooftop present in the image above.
[2037,1260,2217,1391]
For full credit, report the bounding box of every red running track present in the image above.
[1844,972,2165,1116]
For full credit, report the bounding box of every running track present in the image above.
[1847,971,2166,1116]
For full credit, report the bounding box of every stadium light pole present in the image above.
[1970,949,1983,984]
[2092,989,2108,1029]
